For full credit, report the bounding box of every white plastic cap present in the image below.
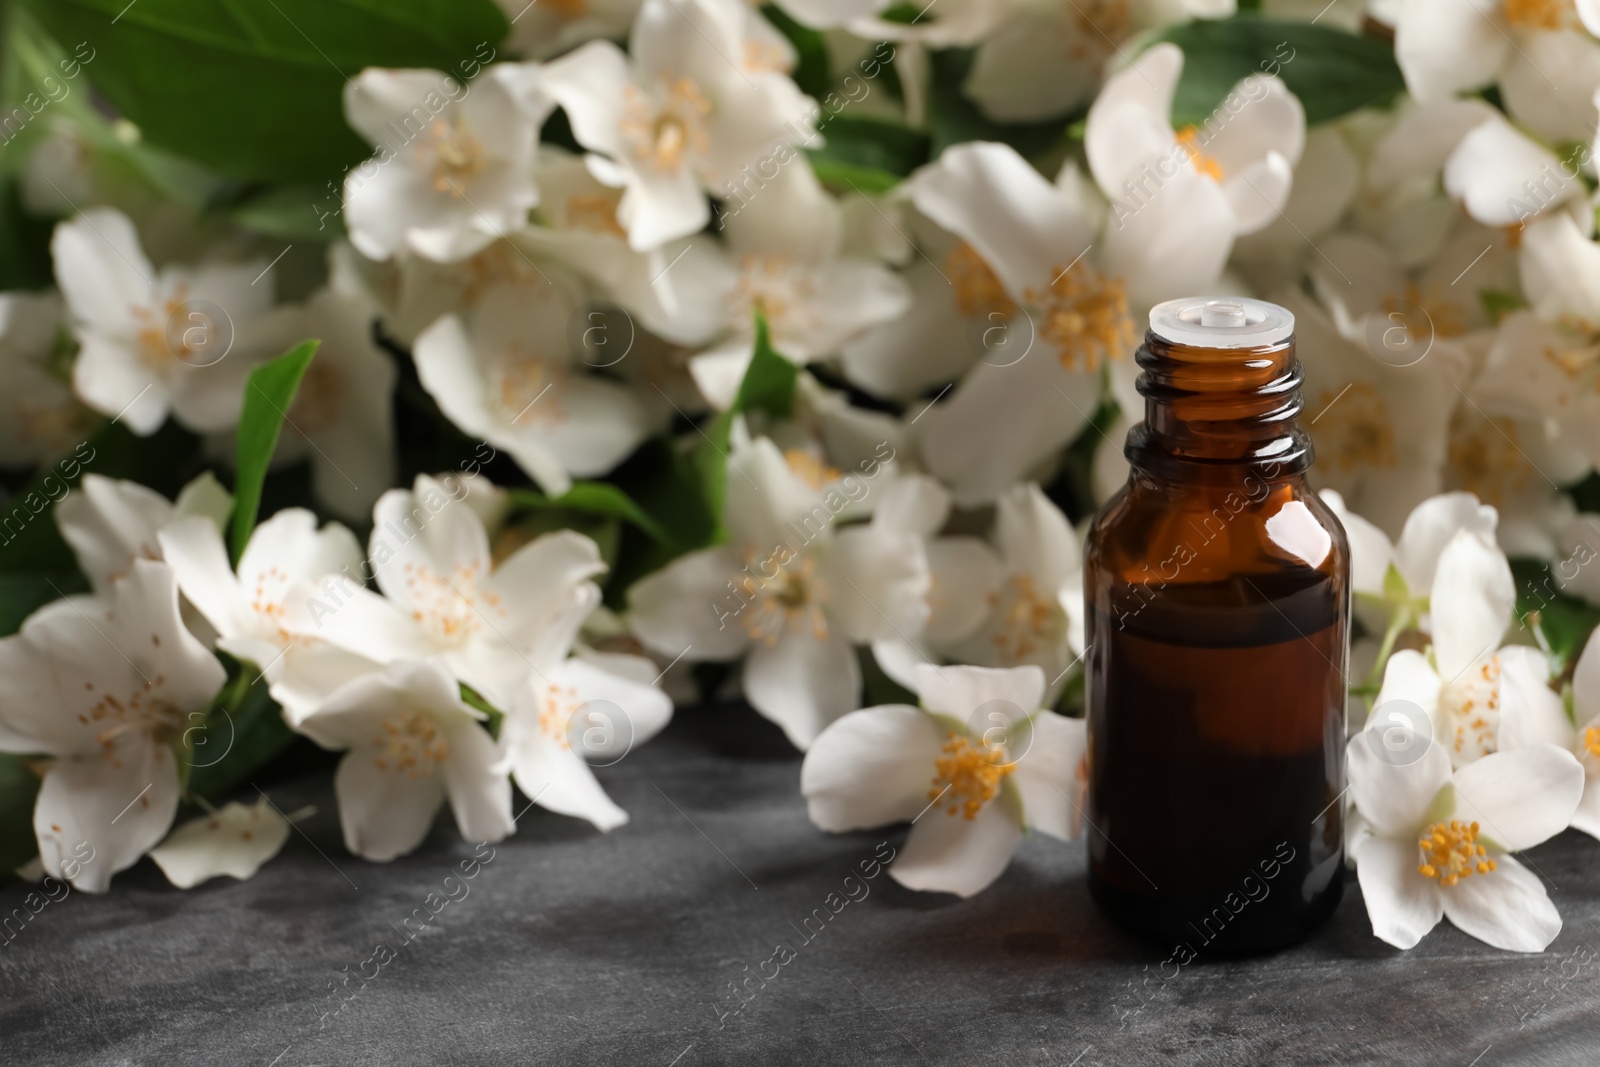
[1147,297,1294,349]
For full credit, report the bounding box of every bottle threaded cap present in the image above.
[1147,297,1294,349]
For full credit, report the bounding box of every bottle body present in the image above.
[1083,300,1349,953]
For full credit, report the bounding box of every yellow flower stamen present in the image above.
[621,79,711,174]
[1503,0,1568,30]
[929,733,1015,820]
[944,243,1016,321]
[372,713,450,779]
[1417,819,1496,887]
[1583,727,1600,760]
[1024,262,1133,373]
[1308,380,1398,474]
[784,449,840,491]
[1175,126,1225,181]
[425,117,486,195]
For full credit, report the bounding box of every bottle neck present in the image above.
[1123,329,1313,483]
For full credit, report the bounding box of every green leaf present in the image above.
[0,175,54,291]
[1153,17,1405,127]
[691,310,800,543]
[21,0,509,183]
[232,340,317,560]
[1511,558,1600,675]
[223,182,346,241]
[0,753,41,876]
[807,156,903,194]
[807,114,929,180]
[926,47,1075,162]
[0,421,207,576]
[760,5,829,100]
[1480,288,1527,325]
[0,570,87,636]
[506,481,671,544]
[185,673,297,801]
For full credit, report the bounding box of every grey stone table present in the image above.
[4,704,1600,1067]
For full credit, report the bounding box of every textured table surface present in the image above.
[4,703,1600,1067]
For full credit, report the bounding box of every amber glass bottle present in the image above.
[1083,297,1349,954]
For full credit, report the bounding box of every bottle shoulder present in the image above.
[1085,472,1350,588]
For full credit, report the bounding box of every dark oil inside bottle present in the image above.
[1085,565,1346,955]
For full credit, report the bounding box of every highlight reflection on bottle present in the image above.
[1083,297,1350,953]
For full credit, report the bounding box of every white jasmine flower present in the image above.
[1441,111,1583,227]
[0,291,97,466]
[874,482,1082,698]
[1395,0,1600,144]
[868,474,1002,686]
[497,0,643,59]
[51,208,273,434]
[1347,733,1582,951]
[147,799,292,888]
[1441,404,1581,560]
[285,474,606,711]
[1476,213,1600,472]
[157,508,378,724]
[688,163,911,409]
[875,141,1131,504]
[966,0,1235,123]
[501,651,674,831]
[1233,126,1361,275]
[801,664,1086,898]
[252,275,398,522]
[413,278,654,497]
[342,65,549,263]
[56,472,232,596]
[0,560,227,892]
[627,434,929,748]
[1274,289,1454,535]
[1318,490,1499,608]
[1086,43,1305,304]
[1371,526,1549,767]
[539,0,816,251]
[1501,632,1600,840]
[295,658,514,862]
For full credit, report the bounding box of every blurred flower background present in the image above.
[2,0,1600,953]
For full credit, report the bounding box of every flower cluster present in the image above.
[0,0,1599,954]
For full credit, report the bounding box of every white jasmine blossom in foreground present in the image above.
[158,509,378,724]
[1370,526,1551,767]
[1347,734,1582,951]
[1500,633,1600,840]
[295,658,513,862]
[801,664,1085,898]
[501,650,674,831]
[56,472,233,595]
[147,799,293,889]
[286,475,606,711]
[413,281,653,497]
[0,560,226,892]
[1318,490,1497,615]
[627,434,928,748]
[52,207,273,434]
[341,65,549,263]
